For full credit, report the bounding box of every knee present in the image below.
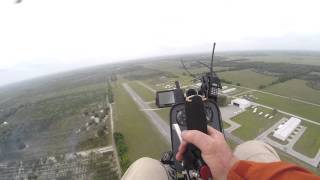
[133,157,155,166]
[234,140,280,163]
[122,157,168,180]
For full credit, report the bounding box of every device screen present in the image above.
[157,90,175,106]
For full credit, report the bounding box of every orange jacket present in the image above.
[228,160,320,180]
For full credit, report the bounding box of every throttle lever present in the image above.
[183,95,213,179]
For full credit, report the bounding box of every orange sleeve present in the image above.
[227,160,320,180]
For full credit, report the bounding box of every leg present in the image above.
[233,140,280,163]
[121,157,169,180]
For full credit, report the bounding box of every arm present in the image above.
[229,160,320,180]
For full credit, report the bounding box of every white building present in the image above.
[222,88,236,94]
[231,98,251,109]
[273,117,301,141]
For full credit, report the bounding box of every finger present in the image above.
[181,130,212,151]
[208,126,224,138]
[207,126,218,137]
[176,141,187,161]
[178,140,187,152]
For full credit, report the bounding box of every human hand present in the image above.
[176,126,238,180]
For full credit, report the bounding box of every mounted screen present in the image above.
[156,90,175,107]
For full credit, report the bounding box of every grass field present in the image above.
[128,81,155,102]
[217,69,277,89]
[265,79,320,105]
[231,106,284,141]
[223,121,231,129]
[113,81,169,162]
[293,121,320,158]
[252,91,320,123]
[156,108,170,124]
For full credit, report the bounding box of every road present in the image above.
[122,83,171,143]
[72,146,114,157]
[109,103,122,175]
[219,105,242,133]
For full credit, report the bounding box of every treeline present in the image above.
[216,60,320,76]
[217,95,228,107]
[114,132,131,173]
[107,80,114,103]
[215,61,320,90]
[120,66,178,80]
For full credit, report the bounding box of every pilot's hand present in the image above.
[176,126,238,180]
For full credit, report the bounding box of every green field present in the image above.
[265,79,320,105]
[231,107,283,141]
[293,122,320,158]
[252,91,320,123]
[223,121,231,129]
[217,69,277,89]
[113,81,169,162]
[128,81,155,102]
[156,108,170,124]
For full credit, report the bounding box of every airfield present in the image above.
[113,51,320,175]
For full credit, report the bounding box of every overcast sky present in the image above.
[0,0,320,86]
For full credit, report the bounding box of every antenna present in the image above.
[180,59,197,78]
[210,42,216,74]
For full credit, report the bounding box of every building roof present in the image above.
[231,98,251,105]
[273,117,301,141]
[222,88,236,94]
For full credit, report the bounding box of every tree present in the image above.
[236,83,241,86]
[258,85,266,89]
[271,109,278,115]
[107,80,114,103]
[111,73,117,81]
[97,127,106,137]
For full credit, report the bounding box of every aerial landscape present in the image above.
[1,0,320,179]
[0,51,320,179]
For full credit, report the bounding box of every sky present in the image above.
[0,0,320,86]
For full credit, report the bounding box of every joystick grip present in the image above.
[185,95,207,133]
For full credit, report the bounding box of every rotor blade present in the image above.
[197,61,210,69]
[180,59,197,78]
